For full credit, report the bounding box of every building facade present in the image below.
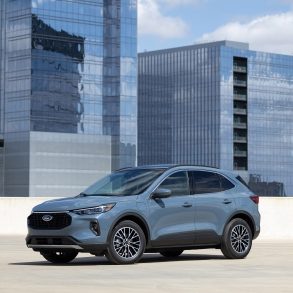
[0,0,137,196]
[138,41,293,196]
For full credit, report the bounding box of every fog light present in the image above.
[90,221,100,236]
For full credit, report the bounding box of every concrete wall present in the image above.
[0,197,292,240]
[0,144,3,196]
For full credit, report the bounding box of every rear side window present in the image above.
[220,175,235,190]
[190,171,234,194]
[236,175,251,190]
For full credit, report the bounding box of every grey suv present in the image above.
[26,165,260,264]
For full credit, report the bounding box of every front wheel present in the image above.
[40,250,78,263]
[105,220,146,265]
[221,218,252,259]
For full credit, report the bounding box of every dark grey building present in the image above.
[0,0,137,196]
[138,41,293,196]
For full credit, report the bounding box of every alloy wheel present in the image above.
[230,224,250,254]
[113,227,141,259]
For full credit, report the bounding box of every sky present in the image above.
[138,0,293,55]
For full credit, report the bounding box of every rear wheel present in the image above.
[40,250,78,263]
[105,220,146,265]
[159,249,184,258]
[221,218,252,259]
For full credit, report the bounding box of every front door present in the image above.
[148,171,195,247]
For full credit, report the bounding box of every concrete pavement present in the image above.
[0,237,292,293]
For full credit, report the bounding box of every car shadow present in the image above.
[9,253,225,266]
[141,253,225,263]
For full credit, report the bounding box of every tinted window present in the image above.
[158,171,190,196]
[220,175,235,190]
[236,175,251,190]
[83,169,165,196]
[191,171,234,194]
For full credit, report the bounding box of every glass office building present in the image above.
[138,41,293,196]
[0,0,137,196]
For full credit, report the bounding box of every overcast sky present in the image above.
[138,0,293,55]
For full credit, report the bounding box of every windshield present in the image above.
[81,169,165,196]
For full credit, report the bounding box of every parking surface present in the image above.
[0,237,292,293]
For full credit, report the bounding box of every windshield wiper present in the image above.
[86,193,117,196]
[90,193,133,197]
[77,193,117,197]
[77,193,87,197]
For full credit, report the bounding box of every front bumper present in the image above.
[26,211,114,253]
[26,235,107,254]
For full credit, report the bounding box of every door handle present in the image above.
[223,199,232,205]
[182,202,192,208]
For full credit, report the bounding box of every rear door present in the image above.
[148,171,195,247]
[189,171,237,245]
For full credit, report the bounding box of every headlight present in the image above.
[71,203,116,215]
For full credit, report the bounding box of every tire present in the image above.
[159,249,184,258]
[40,250,78,263]
[105,220,146,265]
[221,218,252,259]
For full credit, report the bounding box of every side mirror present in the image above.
[151,188,171,199]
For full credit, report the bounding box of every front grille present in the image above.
[28,213,71,230]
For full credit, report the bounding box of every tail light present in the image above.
[250,195,259,204]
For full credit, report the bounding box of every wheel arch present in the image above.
[107,213,151,246]
[224,211,256,238]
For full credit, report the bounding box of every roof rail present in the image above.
[168,164,220,169]
[115,164,220,172]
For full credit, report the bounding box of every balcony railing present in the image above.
[234,108,247,115]
[233,65,247,73]
[234,94,247,101]
[234,122,247,129]
[234,150,247,157]
[234,166,247,171]
[234,136,247,143]
[234,79,247,87]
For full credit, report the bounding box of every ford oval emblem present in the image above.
[42,215,53,222]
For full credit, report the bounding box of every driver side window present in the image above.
[158,171,190,196]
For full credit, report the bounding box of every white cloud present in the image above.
[138,0,189,38]
[159,0,197,6]
[197,12,293,55]
[281,0,293,5]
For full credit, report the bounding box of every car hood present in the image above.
[32,195,134,212]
